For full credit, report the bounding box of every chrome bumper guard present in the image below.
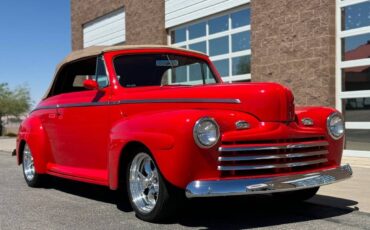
[185,164,352,198]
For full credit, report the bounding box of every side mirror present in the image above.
[83,79,99,90]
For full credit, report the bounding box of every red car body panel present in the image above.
[16,47,344,190]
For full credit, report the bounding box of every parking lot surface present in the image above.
[1,150,369,229]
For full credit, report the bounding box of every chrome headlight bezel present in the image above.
[327,112,345,140]
[193,117,220,148]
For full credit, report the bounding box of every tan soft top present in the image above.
[43,45,206,99]
[59,45,206,67]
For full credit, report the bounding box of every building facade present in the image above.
[71,0,370,156]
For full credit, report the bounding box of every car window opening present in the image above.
[113,54,217,88]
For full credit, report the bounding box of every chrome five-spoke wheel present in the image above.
[129,153,160,213]
[23,144,35,181]
[22,143,43,187]
[126,150,181,222]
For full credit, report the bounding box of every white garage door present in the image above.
[83,8,125,48]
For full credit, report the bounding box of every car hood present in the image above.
[115,82,295,122]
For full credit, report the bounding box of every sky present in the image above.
[0,1,71,107]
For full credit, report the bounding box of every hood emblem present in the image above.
[301,118,314,126]
[235,120,250,130]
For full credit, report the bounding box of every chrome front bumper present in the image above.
[185,164,352,198]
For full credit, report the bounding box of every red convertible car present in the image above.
[16,45,352,221]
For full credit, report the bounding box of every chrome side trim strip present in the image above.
[217,158,328,171]
[32,102,109,112]
[185,164,353,198]
[32,98,241,112]
[116,98,241,104]
[59,102,108,108]
[32,105,57,111]
[218,141,329,152]
[218,150,329,162]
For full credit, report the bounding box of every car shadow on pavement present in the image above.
[176,195,357,229]
[43,176,120,206]
[44,177,357,229]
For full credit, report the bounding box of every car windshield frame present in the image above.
[112,53,220,88]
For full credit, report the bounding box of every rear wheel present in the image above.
[126,151,180,222]
[22,143,43,187]
[273,187,319,202]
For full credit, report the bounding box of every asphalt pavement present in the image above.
[1,150,370,229]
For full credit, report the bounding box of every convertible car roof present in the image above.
[60,45,206,66]
[43,45,206,99]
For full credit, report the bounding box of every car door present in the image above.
[46,56,111,183]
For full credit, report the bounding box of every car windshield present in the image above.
[113,54,218,87]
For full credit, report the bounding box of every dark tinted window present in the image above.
[342,66,370,91]
[232,55,251,75]
[343,97,370,121]
[49,57,96,96]
[213,59,229,77]
[345,129,370,151]
[113,54,217,87]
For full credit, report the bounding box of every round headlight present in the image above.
[327,112,345,140]
[193,117,220,148]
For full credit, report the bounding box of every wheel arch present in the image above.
[17,139,26,165]
[117,141,150,190]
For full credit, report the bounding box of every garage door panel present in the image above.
[83,8,125,47]
[84,23,125,44]
[84,32,125,47]
[84,11,124,33]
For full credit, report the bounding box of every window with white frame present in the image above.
[336,0,370,156]
[169,7,251,83]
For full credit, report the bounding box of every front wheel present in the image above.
[126,151,180,222]
[22,143,44,187]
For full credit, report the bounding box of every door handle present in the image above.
[56,104,62,117]
[48,104,61,119]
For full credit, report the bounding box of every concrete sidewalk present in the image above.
[0,138,16,152]
[312,156,370,213]
[1,137,369,213]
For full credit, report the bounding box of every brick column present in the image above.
[251,0,336,107]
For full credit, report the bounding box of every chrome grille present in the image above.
[218,137,329,176]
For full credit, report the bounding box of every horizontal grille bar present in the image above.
[218,141,328,152]
[217,158,328,171]
[218,150,328,162]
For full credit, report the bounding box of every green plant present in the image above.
[0,83,32,136]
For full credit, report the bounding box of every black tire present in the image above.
[22,143,44,187]
[273,187,320,202]
[125,149,183,222]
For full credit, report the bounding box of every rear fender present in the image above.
[16,116,50,173]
